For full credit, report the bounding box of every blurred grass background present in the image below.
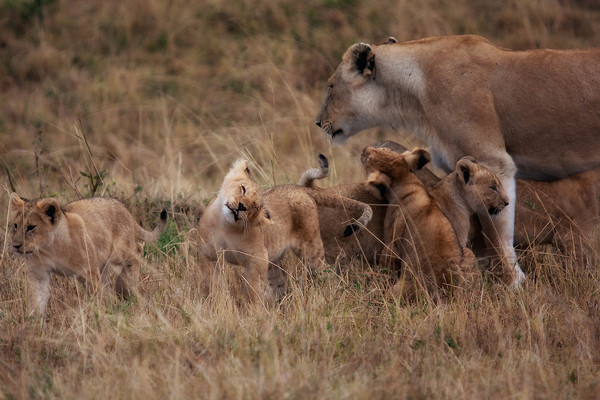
[2,0,600,398]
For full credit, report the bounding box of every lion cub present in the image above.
[361,146,479,300]
[9,194,167,315]
[197,159,372,303]
[297,154,389,264]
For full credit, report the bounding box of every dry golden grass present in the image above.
[2,0,600,398]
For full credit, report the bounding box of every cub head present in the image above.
[455,157,509,216]
[315,42,385,143]
[361,146,431,179]
[219,159,271,228]
[9,193,61,255]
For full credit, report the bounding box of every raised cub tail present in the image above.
[298,153,329,188]
[138,209,168,243]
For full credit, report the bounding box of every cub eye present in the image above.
[241,185,246,194]
[490,185,498,192]
[13,223,17,230]
[26,225,36,232]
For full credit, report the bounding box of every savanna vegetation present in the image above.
[2,0,600,398]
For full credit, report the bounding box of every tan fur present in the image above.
[360,147,479,300]
[9,194,167,315]
[197,159,372,303]
[298,154,387,264]
[510,170,600,267]
[428,156,509,248]
[316,35,600,287]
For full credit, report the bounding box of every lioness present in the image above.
[197,159,372,303]
[360,146,479,300]
[9,194,167,315]
[316,35,600,287]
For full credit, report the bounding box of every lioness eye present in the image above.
[490,185,498,192]
[26,225,36,232]
[241,185,246,194]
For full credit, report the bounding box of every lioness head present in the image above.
[10,193,61,255]
[455,157,509,216]
[315,42,383,143]
[219,159,271,228]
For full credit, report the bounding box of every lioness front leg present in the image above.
[478,173,525,288]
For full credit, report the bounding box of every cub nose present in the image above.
[315,119,322,128]
[13,244,21,250]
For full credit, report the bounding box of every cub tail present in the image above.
[298,153,329,188]
[138,209,168,243]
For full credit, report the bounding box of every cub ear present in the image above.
[405,148,431,171]
[385,37,398,44]
[456,156,478,185]
[260,208,273,225]
[36,198,60,225]
[231,158,251,176]
[10,193,25,209]
[367,171,392,200]
[347,43,375,77]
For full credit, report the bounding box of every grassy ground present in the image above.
[2,0,600,398]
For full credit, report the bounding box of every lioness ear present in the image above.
[10,193,25,209]
[456,157,478,185]
[349,43,375,77]
[406,148,431,171]
[37,198,60,225]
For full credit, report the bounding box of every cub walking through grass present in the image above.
[196,158,372,303]
[9,194,168,315]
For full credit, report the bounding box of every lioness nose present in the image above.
[315,119,322,128]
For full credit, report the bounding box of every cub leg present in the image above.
[115,257,141,299]
[27,268,51,316]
